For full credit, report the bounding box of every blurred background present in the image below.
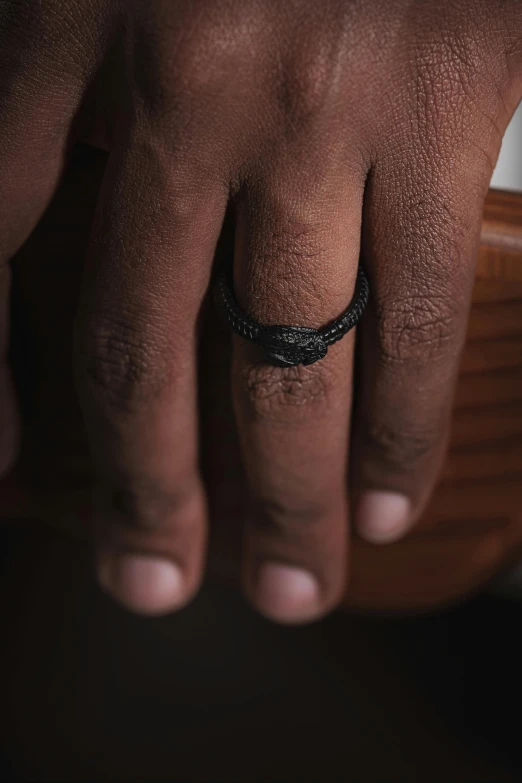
[491,103,522,192]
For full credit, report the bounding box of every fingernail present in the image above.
[98,553,185,615]
[355,491,411,544]
[254,563,320,624]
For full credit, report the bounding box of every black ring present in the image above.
[213,262,370,367]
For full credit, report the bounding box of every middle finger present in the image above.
[232,149,366,623]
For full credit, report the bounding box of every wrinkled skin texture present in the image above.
[1,0,521,622]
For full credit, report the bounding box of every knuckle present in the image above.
[238,360,333,424]
[361,419,441,474]
[103,478,195,532]
[246,227,327,319]
[170,38,234,99]
[130,2,253,112]
[276,56,333,129]
[273,14,354,132]
[376,292,461,366]
[76,314,172,412]
[251,492,336,532]
[402,194,469,265]
[379,185,473,279]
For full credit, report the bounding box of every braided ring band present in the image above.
[214,263,370,368]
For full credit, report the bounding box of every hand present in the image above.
[1,0,521,623]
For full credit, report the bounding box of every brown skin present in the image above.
[1,0,521,623]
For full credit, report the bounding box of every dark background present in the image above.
[1,522,522,782]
